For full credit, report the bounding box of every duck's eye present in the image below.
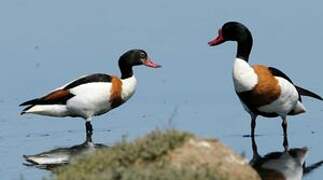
[140,52,146,58]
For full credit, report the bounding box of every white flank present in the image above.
[24,105,69,117]
[67,82,112,118]
[232,58,258,92]
[121,75,137,101]
[258,77,299,116]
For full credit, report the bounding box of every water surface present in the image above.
[1,0,323,179]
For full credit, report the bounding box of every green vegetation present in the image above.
[53,129,259,180]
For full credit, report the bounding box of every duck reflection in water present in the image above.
[250,136,323,180]
[23,133,108,170]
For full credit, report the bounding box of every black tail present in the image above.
[296,86,323,101]
[20,105,34,115]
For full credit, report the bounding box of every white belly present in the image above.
[67,82,112,118]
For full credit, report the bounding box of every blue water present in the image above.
[1,0,323,179]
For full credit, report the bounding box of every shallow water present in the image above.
[1,0,323,179]
[2,101,323,179]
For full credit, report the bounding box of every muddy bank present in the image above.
[53,130,260,180]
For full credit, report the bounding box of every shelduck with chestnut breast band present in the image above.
[208,22,322,143]
[20,49,161,136]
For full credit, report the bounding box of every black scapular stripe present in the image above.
[268,67,294,84]
[64,73,112,89]
[268,66,323,101]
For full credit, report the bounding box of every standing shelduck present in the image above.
[208,22,322,140]
[20,49,161,135]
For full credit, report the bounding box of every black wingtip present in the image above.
[22,154,29,159]
[19,98,40,106]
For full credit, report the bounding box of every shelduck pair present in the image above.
[208,22,322,139]
[20,22,322,138]
[20,49,161,135]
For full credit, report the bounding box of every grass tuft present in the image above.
[53,129,258,180]
[54,129,198,180]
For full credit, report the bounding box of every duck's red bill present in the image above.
[144,59,161,68]
[208,29,224,46]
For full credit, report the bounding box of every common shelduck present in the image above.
[20,49,161,135]
[208,22,323,138]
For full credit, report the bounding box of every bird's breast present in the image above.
[232,58,258,93]
[121,75,137,102]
